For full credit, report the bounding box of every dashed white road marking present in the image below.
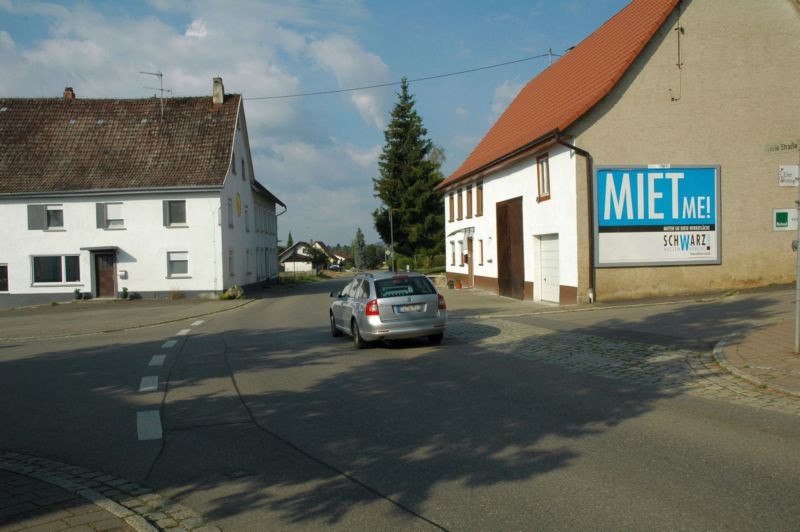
[139,376,159,392]
[148,355,167,367]
[190,320,204,327]
[176,329,191,336]
[137,411,162,441]
[162,339,177,348]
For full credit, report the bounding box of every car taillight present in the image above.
[365,299,380,316]
[438,294,447,310]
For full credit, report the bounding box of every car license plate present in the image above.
[397,304,423,313]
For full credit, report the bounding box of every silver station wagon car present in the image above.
[329,271,447,348]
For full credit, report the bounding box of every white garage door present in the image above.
[540,234,559,303]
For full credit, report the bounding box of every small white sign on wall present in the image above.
[778,165,799,187]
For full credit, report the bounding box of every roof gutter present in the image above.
[435,128,561,192]
[555,134,595,304]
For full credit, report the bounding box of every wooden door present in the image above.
[0,265,7,292]
[496,197,524,299]
[94,253,116,297]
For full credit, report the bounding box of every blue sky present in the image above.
[0,0,629,246]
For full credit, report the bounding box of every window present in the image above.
[163,200,186,226]
[459,242,464,266]
[241,160,246,180]
[479,240,484,265]
[537,155,550,201]
[450,242,456,266]
[375,276,435,298]
[227,198,234,228]
[97,202,124,229]
[457,189,463,220]
[476,182,483,217]
[448,194,455,222]
[245,205,250,232]
[466,186,473,219]
[246,249,251,274]
[0,265,8,292]
[46,206,64,229]
[28,205,65,230]
[228,249,234,276]
[232,151,237,174]
[32,255,79,283]
[167,251,188,277]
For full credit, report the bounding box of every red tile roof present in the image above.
[439,0,679,190]
[0,95,241,194]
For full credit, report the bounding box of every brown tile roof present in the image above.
[439,0,679,190]
[0,94,241,194]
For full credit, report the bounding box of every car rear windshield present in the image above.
[375,276,436,298]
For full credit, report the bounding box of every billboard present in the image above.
[594,165,720,267]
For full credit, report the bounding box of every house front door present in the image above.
[94,253,116,298]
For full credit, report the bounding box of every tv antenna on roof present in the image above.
[140,70,171,120]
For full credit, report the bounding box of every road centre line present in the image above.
[139,376,159,392]
[136,411,162,441]
[148,354,167,366]
[190,320,204,326]
[176,329,191,336]
[162,339,177,348]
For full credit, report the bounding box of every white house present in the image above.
[438,0,799,304]
[0,78,285,306]
[278,240,339,273]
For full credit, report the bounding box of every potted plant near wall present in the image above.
[74,288,82,300]
[120,287,129,300]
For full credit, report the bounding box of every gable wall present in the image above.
[571,0,800,300]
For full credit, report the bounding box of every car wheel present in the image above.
[352,319,368,349]
[330,312,342,337]
[428,333,444,345]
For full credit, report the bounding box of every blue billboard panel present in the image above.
[594,166,720,266]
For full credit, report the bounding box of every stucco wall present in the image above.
[570,0,800,300]
[1,191,222,296]
[444,145,579,301]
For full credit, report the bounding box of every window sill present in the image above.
[44,228,66,232]
[166,275,192,279]
[536,195,551,203]
[166,224,189,229]
[103,227,126,231]
[31,282,82,287]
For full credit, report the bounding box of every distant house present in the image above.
[0,78,285,306]
[437,0,799,303]
[279,240,340,273]
[279,241,315,274]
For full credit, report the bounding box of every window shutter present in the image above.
[96,203,106,228]
[163,201,169,226]
[27,205,45,230]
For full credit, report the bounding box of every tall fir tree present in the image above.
[287,232,294,247]
[372,78,444,258]
[353,227,366,270]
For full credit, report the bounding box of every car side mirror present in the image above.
[329,291,341,298]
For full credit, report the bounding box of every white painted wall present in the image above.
[219,102,280,289]
[1,191,222,295]
[444,144,579,300]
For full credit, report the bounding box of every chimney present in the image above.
[212,77,224,106]
[63,87,75,100]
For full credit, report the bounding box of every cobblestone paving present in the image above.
[0,452,218,532]
[448,318,800,416]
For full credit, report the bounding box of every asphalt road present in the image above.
[2,281,800,530]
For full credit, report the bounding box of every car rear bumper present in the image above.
[359,314,447,341]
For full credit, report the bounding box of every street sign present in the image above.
[765,140,799,154]
[779,165,799,187]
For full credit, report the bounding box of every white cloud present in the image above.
[345,143,381,169]
[185,19,208,38]
[307,34,391,129]
[490,80,524,122]
[455,106,468,121]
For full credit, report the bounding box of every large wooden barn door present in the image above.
[496,197,524,299]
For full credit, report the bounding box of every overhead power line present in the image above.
[244,51,559,101]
